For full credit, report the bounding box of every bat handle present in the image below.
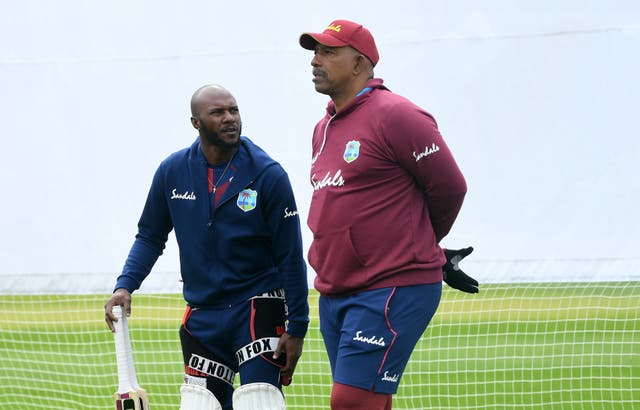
[112,305,135,393]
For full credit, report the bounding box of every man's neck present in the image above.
[200,140,237,165]
[332,79,371,112]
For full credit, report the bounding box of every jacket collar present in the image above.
[189,136,277,190]
[325,78,389,116]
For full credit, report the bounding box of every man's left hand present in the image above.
[443,246,479,293]
[273,333,304,385]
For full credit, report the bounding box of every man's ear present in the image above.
[190,116,199,130]
[353,54,365,75]
[353,54,372,77]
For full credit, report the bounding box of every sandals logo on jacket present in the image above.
[170,188,196,200]
[343,140,361,163]
[237,189,257,212]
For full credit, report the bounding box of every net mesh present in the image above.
[0,282,638,409]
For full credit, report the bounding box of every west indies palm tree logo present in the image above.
[343,140,361,163]
[237,189,257,212]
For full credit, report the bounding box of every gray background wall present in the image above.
[1,0,638,293]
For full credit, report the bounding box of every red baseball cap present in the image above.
[299,19,379,66]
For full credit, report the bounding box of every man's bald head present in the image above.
[189,84,242,154]
[190,84,234,117]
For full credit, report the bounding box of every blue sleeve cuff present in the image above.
[113,275,140,294]
[286,320,309,338]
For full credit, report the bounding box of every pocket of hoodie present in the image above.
[308,227,365,275]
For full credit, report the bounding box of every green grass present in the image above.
[0,282,638,409]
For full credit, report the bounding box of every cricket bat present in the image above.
[112,305,150,410]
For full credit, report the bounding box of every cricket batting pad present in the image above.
[232,382,285,410]
[180,383,223,410]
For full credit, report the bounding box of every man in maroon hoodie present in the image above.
[299,19,479,409]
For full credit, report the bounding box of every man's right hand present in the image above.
[104,288,132,332]
[443,247,479,294]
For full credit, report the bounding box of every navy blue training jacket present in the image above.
[114,137,309,337]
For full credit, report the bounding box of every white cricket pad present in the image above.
[180,384,222,410]
[232,382,285,410]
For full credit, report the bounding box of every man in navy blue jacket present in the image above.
[104,84,309,409]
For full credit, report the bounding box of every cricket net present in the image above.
[0,282,638,409]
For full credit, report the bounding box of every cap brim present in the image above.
[299,32,348,50]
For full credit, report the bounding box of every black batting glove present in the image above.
[443,246,479,294]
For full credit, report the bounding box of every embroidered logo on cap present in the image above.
[237,189,257,212]
[343,140,361,163]
[326,23,341,32]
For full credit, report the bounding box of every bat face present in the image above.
[114,390,148,410]
[114,392,138,410]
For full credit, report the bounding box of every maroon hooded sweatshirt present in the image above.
[307,78,467,296]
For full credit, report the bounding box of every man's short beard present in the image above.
[201,124,242,149]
